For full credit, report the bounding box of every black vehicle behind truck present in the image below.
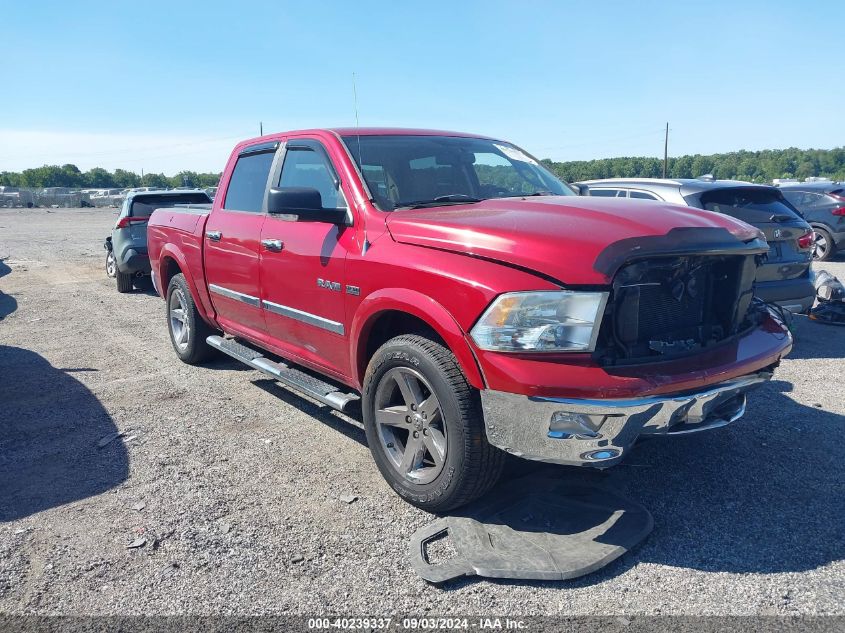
[105,189,211,293]
[575,178,816,313]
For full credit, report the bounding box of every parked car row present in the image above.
[0,184,219,209]
[97,127,795,512]
[575,177,817,313]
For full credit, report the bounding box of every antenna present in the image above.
[353,72,370,255]
[352,73,361,129]
[260,121,263,136]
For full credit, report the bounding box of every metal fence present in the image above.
[0,187,122,209]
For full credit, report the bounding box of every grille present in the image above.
[630,272,707,341]
[605,255,755,360]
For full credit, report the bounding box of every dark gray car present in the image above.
[576,178,816,313]
[776,181,845,262]
[105,190,211,292]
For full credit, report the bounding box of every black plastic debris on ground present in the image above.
[410,479,653,584]
[809,270,845,325]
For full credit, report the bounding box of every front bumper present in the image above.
[480,371,772,468]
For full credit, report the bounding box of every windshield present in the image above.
[129,193,211,218]
[341,135,573,210]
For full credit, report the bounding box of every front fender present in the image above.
[349,288,485,391]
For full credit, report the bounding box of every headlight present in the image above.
[470,291,608,352]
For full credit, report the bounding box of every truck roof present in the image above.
[236,128,496,148]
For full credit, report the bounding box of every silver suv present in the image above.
[576,178,816,313]
[105,190,211,292]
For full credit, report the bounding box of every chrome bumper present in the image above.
[480,372,772,467]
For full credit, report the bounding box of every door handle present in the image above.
[261,238,284,252]
[206,230,222,241]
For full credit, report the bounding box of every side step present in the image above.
[206,335,360,412]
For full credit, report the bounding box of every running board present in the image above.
[206,335,360,412]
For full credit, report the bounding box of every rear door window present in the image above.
[590,188,624,197]
[630,190,659,200]
[224,151,276,212]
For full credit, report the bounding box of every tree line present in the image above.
[541,146,845,184]
[2,146,844,191]
[0,164,221,190]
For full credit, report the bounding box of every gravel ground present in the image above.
[0,207,843,616]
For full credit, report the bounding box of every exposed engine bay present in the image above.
[597,253,766,363]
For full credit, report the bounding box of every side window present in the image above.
[630,191,659,200]
[223,151,275,212]
[590,188,621,197]
[279,146,346,210]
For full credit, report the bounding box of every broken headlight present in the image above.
[470,291,609,352]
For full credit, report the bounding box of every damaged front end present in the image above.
[593,227,772,365]
[597,253,767,364]
[478,226,791,468]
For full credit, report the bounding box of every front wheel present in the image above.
[166,273,216,364]
[105,251,117,278]
[362,334,505,512]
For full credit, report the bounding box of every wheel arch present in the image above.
[156,244,217,327]
[350,289,485,391]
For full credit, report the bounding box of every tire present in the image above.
[116,270,133,293]
[105,251,117,278]
[362,334,505,512]
[813,227,836,261]
[166,273,215,364]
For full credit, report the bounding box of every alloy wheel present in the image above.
[813,230,829,260]
[168,288,190,352]
[374,367,447,485]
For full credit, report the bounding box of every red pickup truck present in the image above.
[148,128,792,511]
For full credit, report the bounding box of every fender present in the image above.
[156,243,218,328]
[349,288,485,391]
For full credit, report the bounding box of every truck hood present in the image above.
[385,197,764,285]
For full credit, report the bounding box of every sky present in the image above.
[1,0,843,175]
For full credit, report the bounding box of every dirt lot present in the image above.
[0,207,843,616]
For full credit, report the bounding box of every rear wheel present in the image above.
[362,334,505,512]
[116,270,133,293]
[166,273,215,364]
[813,227,836,261]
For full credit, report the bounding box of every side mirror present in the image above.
[267,187,347,224]
[569,183,589,196]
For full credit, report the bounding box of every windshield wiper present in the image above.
[394,194,485,210]
[498,190,555,198]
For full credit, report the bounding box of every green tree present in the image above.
[83,167,115,188]
[112,169,140,188]
[141,172,169,188]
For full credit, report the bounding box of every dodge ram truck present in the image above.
[147,128,792,511]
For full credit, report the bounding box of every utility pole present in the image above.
[260,121,263,136]
[662,122,669,178]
